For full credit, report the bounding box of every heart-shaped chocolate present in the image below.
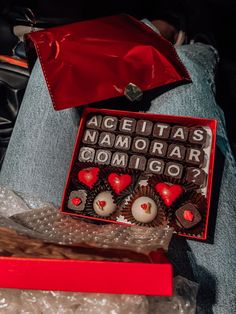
[99,200,106,208]
[108,173,132,194]
[155,182,183,207]
[78,167,100,189]
[72,197,82,206]
[141,203,147,210]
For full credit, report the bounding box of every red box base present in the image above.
[0,250,173,295]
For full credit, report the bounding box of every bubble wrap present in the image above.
[0,276,198,314]
[0,186,173,253]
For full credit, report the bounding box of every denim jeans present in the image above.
[0,43,235,314]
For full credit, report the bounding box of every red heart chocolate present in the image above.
[141,203,147,210]
[99,200,106,207]
[78,167,100,189]
[183,210,194,222]
[155,182,183,207]
[72,197,82,206]
[108,173,132,194]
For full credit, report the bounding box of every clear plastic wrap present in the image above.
[0,276,198,314]
[0,186,173,254]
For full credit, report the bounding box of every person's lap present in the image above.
[0,43,235,314]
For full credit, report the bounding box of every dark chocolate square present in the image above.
[136,120,153,136]
[95,149,112,165]
[111,152,128,168]
[78,147,95,162]
[86,115,102,129]
[114,134,132,150]
[185,167,207,187]
[98,132,115,148]
[82,129,99,145]
[167,144,186,161]
[186,148,204,166]
[68,190,87,211]
[132,137,149,153]
[153,123,171,139]
[101,116,118,131]
[129,155,146,171]
[164,161,183,179]
[175,203,202,229]
[146,158,165,174]
[170,125,189,142]
[149,140,168,157]
[119,117,136,133]
[188,127,207,145]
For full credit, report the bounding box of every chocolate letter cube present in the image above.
[164,161,183,179]
[186,148,204,166]
[111,152,128,168]
[114,134,131,150]
[170,126,189,142]
[185,167,206,187]
[86,115,102,129]
[153,123,171,139]
[119,117,136,133]
[146,158,165,174]
[188,127,207,145]
[167,144,186,161]
[136,120,153,136]
[101,116,118,131]
[82,129,99,145]
[129,155,146,171]
[98,132,115,148]
[78,147,95,162]
[95,149,112,165]
[149,140,168,157]
[132,137,149,153]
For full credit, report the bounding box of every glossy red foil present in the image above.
[25,14,191,111]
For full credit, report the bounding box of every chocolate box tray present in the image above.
[61,108,217,241]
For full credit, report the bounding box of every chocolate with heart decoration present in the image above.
[120,185,166,227]
[175,203,202,229]
[78,167,100,189]
[68,190,87,211]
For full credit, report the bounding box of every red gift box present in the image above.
[0,250,172,295]
[61,108,217,241]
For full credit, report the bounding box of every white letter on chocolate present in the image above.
[169,146,182,159]
[83,129,98,144]
[192,129,204,141]
[172,128,185,140]
[87,116,100,128]
[111,152,128,167]
[151,142,165,155]
[121,119,134,132]
[188,148,201,162]
[167,164,181,177]
[100,134,112,146]
[155,124,168,136]
[115,135,131,150]
[103,117,116,129]
[149,160,162,173]
[78,147,95,162]
[134,138,148,151]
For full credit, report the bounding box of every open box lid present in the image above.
[25,14,191,111]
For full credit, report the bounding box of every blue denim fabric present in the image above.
[0,43,235,314]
